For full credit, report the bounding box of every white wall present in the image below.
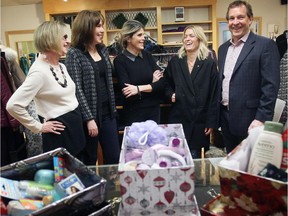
[217,0,287,38]
[1,3,45,46]
[1,1,287,49]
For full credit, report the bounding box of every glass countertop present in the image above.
[89,157,223,215]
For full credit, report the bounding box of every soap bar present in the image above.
[141,148,157,166]
[258,163,288,182]
[156,156,172,168]
[169,137,183,148]
[7,201,33,216]
[34,169,55,185]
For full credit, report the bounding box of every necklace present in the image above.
[49,64,67,88]
[187,59,195,73]
[187,60,195,67]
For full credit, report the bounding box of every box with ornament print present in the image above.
[217,142,288,216]
[118,123,195,210]
[118,195,200,216]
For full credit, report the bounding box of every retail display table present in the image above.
[89,157,223,215]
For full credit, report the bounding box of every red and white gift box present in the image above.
[118,124,196,210]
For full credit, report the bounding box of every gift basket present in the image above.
[0,148,108,216]
[201,122,288,215]
[118,121,197,213]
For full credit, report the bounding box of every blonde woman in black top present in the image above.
[164,25,219,159]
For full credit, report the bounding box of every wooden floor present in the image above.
[97,142,103,165]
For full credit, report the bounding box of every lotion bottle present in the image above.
[247,121,283,175]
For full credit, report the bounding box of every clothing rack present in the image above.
[152,53,177,70]
[152,53,176,56]
[1,51,5,59]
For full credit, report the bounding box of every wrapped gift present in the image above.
[118,123,195,210]
[217,143,288,215]
[0,148,106,216]
[200,195,260,216]
[119,195,200,216]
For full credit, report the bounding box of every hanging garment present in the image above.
[2,46,43,158]
[1,57,26,166]
[19,56,30,75]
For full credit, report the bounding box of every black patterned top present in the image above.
[65,44,116,123]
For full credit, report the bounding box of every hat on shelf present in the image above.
[112,13,127,29]
[134,12,148,26]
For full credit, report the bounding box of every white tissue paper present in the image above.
[219,126,264,171]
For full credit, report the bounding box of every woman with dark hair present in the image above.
[114,20,164,126]
[65,10,120,165]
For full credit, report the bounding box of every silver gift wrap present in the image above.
[1,148,107,216]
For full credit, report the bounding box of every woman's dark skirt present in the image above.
[42,107,85,156]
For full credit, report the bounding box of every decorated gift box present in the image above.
[118,122,195,210]
[217,142,288,215]
[118,195,200,216]
[200,194,261,216]
[0,148,107,216]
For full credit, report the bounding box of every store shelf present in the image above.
[107,27,157,33]
[43,0,217,50]
[159,5,215,48]
[162,21,212,26]
[162,30,212,35]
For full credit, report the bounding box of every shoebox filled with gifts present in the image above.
[201,121,288,216]
[0,148,108,216]
[118,121,199,215]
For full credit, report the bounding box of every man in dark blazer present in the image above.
[218,0,280,153]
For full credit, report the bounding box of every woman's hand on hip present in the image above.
[41,121,65,134]
[87,119,98,137]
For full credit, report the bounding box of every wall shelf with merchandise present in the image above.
[159,6,214,47]
[105,8,158,45]
[42,0,217,51]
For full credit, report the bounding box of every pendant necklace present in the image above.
[49,64,68,88]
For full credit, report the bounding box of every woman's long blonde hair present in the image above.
[178,25,210,60]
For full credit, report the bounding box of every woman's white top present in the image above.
[6,59,78,133]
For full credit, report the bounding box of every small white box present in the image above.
[175,7,185,22]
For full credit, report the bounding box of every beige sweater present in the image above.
[6,59,78,133]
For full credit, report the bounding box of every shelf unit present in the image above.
[159,6,214,47]
[105,8,158,45]
[42,0,217,51]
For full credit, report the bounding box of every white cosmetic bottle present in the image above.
[247,121,283,175]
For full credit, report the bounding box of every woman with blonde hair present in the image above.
[7,21,85,157]
[164,25,219,158]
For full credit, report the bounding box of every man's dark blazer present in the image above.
[218,31,280,136]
